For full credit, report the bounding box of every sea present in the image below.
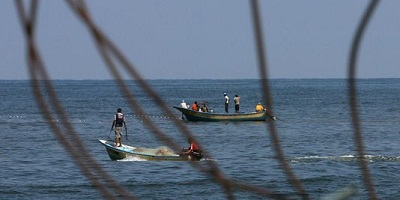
[1,79,400,200]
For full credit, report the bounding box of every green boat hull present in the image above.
[173,106,269,122]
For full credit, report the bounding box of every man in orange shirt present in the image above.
[191,101,199,111]
[180,138,203,161]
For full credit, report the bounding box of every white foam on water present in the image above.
[134,146,178,156]
[119,156,147,162]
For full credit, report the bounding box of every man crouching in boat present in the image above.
[255,103,277,121]
[180,138,203,161]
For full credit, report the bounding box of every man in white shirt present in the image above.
[224,93,229,113]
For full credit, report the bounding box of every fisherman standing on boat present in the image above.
[224,93,229,113]
[234,94,240,113]
[111,108,127,147]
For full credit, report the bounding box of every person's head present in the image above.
[194,101,197,104]
[224,93,227,96]
[235,95,238,97]
[188,137,193,144]
[117,108,122,113]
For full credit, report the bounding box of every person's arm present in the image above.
[189,144,194,152]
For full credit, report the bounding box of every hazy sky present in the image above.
[1,1,399,80]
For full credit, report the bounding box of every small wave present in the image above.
[321,185,358,200]
[289,155,400,163]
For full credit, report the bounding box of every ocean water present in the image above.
[1,79,400,199]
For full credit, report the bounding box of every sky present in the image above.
[1,0,399,80]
